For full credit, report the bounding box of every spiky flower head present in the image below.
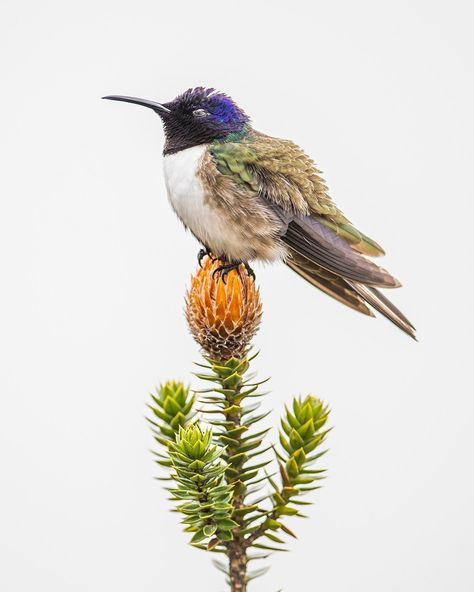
[185,257,262,361]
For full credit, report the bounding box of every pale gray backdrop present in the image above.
[1,1,473,591]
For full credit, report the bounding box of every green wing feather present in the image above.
[210,132,384,256]
[208,132,415,338]
[317,218,385,257]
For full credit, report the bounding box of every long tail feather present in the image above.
[283,218,401,288]
[285,248,416,339]
[347,281,417,340]
[286,251,374,316]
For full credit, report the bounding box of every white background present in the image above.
[1,1,473,591]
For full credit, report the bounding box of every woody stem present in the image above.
[223,374,247,592]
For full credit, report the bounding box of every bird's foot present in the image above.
[212,260,256,283]
[197,247,214,268]
[212,260,241,283]
[243,261,256,280]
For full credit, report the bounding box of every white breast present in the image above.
[163,145,243,256]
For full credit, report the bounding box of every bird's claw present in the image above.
[244,262,256,280]
[212,260,256,283]
[198,248,215,268]
[212,262,238,283]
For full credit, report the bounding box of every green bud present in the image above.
[279,395,331,496]
[148,381,195,445]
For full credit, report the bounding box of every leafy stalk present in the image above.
[168,424,238,546]
[147,381,195,471]
[245,395,330,550]
[196,355,272,591]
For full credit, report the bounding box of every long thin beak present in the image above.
[102,95,171,114]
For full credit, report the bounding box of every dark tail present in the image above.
[286,249,416,340]
[347,281,417,340]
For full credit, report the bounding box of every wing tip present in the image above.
[350,281,417,340]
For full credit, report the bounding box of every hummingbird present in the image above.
[103,87,416,339]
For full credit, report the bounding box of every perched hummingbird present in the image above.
[103,87,416,339]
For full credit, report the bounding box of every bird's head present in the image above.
[103,87,250,154]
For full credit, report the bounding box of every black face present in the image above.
[103,87,250,155]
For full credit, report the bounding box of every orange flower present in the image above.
[185,257,262,361]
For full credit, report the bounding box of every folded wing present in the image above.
[209,131,416,338]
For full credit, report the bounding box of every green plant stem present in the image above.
[243,483,285,549]
[244,515,273,548]
[223,375,248,592]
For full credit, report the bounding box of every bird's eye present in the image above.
[192,108,208,118]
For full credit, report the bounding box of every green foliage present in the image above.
[276,395,330,510]
[147,381,195,471]
[168,424,238,547]
[150,365,332,590]
[195,356,273,538]
[148,380,195,443]
[230,395,330,557]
